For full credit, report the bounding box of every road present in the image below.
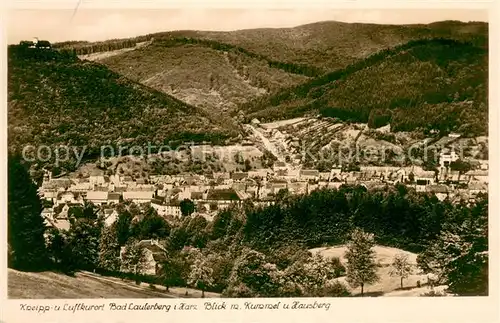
[246,124,285,162]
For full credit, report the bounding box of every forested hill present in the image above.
[192,20,487,72]
[55,20,487,74]
[7,46,237,162]
[239,38,488,135]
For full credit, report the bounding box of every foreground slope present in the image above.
[7,46,237,162]
[8,269,173,298]
[241,38,488,135]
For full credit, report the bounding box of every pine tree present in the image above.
[115,210,133,246]
[8,155,48,270]
[66,215,103,271]
[98,225,121,271]
[344,228,379,296]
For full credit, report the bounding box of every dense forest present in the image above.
[9,155,488,297]
[7,45,238,172]
[240,38,487,135]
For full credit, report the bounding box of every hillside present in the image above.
[194,20,487,72]
[8,269,220,298]
[99,39,309,113]
[241,38,488,135]
[8,269,173,298]
[64,20,486,118]
[7,46,238,167]
[56,20,487,74]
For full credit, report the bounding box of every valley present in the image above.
[7,17,489,300]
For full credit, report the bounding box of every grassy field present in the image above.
[8,269,220,299]
[310,245,447,297]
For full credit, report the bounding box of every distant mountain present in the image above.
[193,20,487,71]
[7,46,238,166]
[240,38,488,135]
[59,20,486,119]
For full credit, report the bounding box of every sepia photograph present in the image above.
[4,7,491,304]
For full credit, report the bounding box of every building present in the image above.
[107,192,122,204]
[151,199,182,218]
[439,150,459,168]
[300,169,320,181]
[469,182,488,195]
[231,172,249,182]
[273,161,287,172]
[426,185,449,201]
[85,191,108,205]
[122,191,154,204]
[89,175,106,186]
[464,170,488,184]
[57,191,84,205]
[44,217,71,232]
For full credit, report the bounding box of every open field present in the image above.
[310,245,446,297]
[8,269,220,299]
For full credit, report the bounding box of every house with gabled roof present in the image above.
[100,209,119,227]
[44,217,71,232]
[86,191,108,205]
[231,172,249,182]
[426,185,449,201]
[122,191,154,204]
[300,169,320,181]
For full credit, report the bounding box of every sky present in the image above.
[6,8,489,44]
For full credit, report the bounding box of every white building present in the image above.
[122,191,154,204]
[439,150,459,168]
[151,201,182,218]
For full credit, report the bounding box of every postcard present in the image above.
[1,2,498,322]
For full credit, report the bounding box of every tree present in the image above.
[449,160,471,174]
[98,225,121,271]
[180,199,196,217]
[344,229,379,296]
[161,252,190,291]
[281,253,347,297]
[187,249,214,298]
[45,228,74,273]
[417,198,488,295]
[121,240,148,283]
[389,253,413,289]
[225,248,280,297]
[244,159,252,171]
[116,210,133,246]
[131,208,170,240]
[408,172,415,183]
[8,156,48,270]
[66,217,103,271]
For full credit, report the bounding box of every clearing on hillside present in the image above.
[310,245,443,296]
